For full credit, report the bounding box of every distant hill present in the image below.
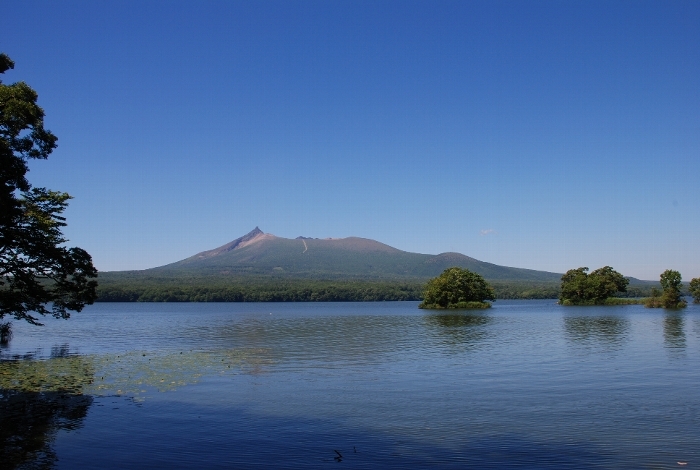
[116,227,562,282]
[97,228,664,302]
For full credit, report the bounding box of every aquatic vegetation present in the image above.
[0,354,94,394]
[0,348,270,468]
[0,347,272,398]
[87,348,268,396]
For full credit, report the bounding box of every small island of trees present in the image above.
[419,267,495,309]
[688,277,700,304]
[560,266,694,309]
[559,266,630,305]
[644,269,687,309]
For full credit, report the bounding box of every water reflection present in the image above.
[190,312,497,362]
[563,315,630,350]
[3,302,700,468]
[191,315,420,366]
[423,312,491,351]
[0,341,281,468]
[50,344,72,358]
[0,350,94,469]
[663,312,685,350]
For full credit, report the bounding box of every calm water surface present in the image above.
[1,300,699,469]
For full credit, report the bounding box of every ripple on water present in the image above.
[1,300,699,469]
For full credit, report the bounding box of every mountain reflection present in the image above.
[0,349,94,469]
[663,312,685,350]
[187,312,496,363]
[563,315,629,349]
[423,312,491,351]
[191,315,419,367]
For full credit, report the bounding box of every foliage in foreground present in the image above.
[559,266,629,305]
[645,270,687,309]
[0,53,97,325]
[418,267,495,309]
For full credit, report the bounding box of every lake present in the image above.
[1,300,699,469]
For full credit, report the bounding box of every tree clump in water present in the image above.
[419,267,495,309]
[559,266,629,306]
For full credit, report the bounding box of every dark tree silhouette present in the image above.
[0,53,97,326]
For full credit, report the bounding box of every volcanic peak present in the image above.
[195,227,273,259]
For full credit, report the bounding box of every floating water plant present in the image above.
[0,347,273,398]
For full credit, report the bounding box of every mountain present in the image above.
[137,227,562,282]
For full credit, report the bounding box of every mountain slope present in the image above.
[140,227,562,282]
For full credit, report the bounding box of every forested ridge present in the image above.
[96,274,667,303]
[97,278,423,302]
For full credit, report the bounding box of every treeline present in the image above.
[490,282,560,299]
[96,278,575,302]
[96,280,424,302]
[492,282,658,300]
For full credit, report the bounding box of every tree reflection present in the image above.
[563,315,629,349]
[0,349,94,469]
[663,312,685,350]
[1,343,270,469]
[423,312,491,351]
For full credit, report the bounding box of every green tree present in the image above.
[588,266,629,301]
[419,267,495,309]
[689,278,700,304]
[0,53,97,326]
[559,266,628,305]
[559,267,591,304]
[658,269,686,308]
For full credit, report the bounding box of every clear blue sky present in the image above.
[2,1,699,280]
